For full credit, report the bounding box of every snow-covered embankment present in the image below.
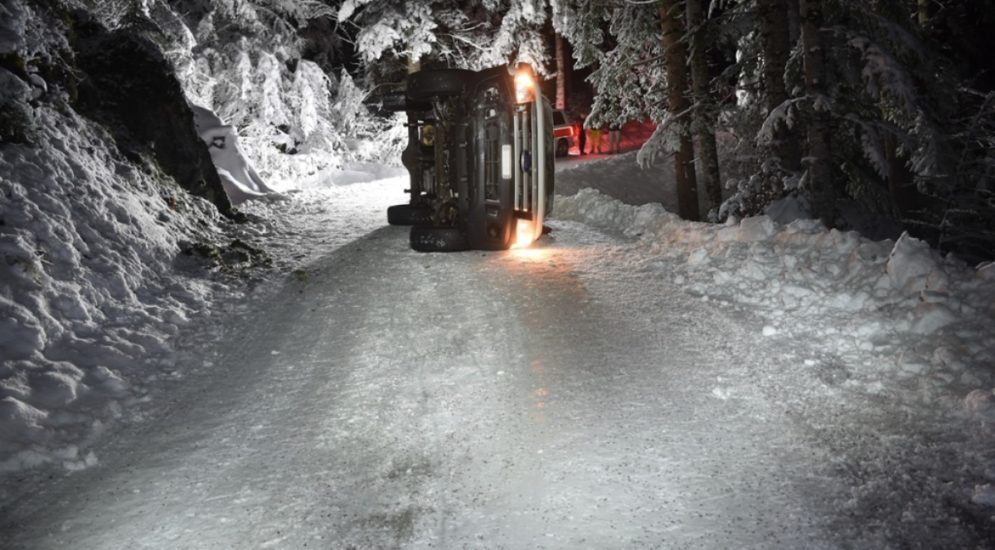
[554,187,995,506]
[0,103,232,472]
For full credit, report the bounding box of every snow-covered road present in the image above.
[2,219,847,549]
[3,158,994,548]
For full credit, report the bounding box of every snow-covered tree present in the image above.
[340,0,551,75]
[104,0,405,187]
[552,1,675,182]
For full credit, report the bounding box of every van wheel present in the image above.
[387,204,432,226]
[410,226,470,252]
[408,69,474,101]
[556,139,569,157]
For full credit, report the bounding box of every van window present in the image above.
[552,111,566,126]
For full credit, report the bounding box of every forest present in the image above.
[6,1,992,259]
[341,0,995,261]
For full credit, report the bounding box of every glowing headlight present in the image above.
[514,71,535,104]
[513,218,536,248]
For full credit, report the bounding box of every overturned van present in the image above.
[383,65,554,252]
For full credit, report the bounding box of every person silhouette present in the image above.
[609,122,622,154]
[577,113,587,155]
[589,123,603,154]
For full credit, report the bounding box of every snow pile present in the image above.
[554,187,995,411]
[0,102,228,472]
[554,186,995,514]
[555,150,677,210]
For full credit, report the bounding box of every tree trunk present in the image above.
[554,33,567,111]
[869,2,921,218]
[798,0,835,225]
[787,0,800,45]
[759,0,801,173]
[917,0,929,26]
[685,0,721,213]
[660,0,700,221]
[884,133,920,217]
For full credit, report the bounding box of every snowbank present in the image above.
[0,102,229,472]
[554,187,995,423]
[555,150,678,211]
[0,0,401,474]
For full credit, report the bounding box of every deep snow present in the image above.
[0,101,233,473]
[2,147,995,546]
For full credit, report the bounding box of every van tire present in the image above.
[410,226,470,252]
[387,204,432,226]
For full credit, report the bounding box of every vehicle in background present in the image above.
[552,110,574,157]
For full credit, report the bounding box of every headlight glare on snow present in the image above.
[512,218,536,248]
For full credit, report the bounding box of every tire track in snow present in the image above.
[1,222,840,549]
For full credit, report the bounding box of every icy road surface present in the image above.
[2,221,847,549]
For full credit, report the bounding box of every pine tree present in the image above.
[758,0,801,174]
[660,0,699,221]
[798,0,835,225]
[685,0,721,215]
[341,1,551,75]
[916,0,929,27]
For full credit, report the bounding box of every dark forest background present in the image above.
[3,0,994,261]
